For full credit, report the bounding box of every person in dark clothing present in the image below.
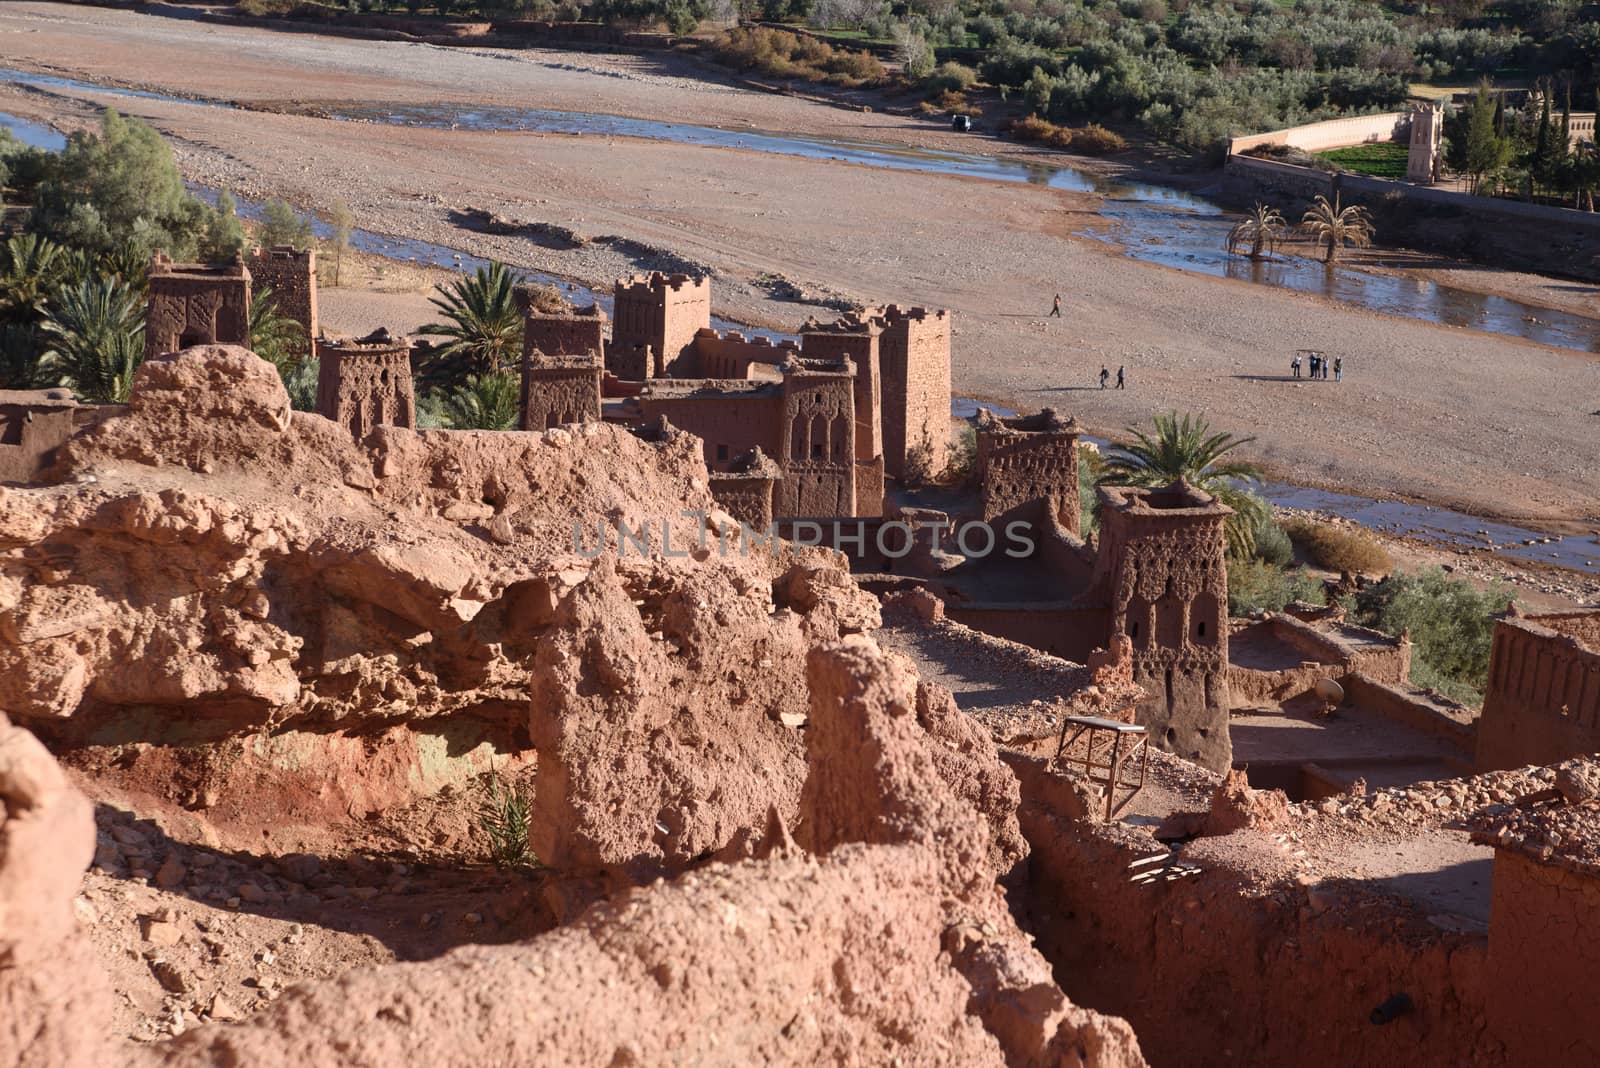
[1309,353,1320,379]
[1116,365,1126,389]
[1334,356,1343,382]
[1050,293,1063,317]
[1099,365,1109,389]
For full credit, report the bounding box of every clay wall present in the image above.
[247,246,317,351]
[801,318,884,464]
[612,272,710,378]
[1477,613,1600,770]
[877,306,951,482]
[145,254,251,361]
[691,329,800,379]
[636,384,786,471]
[0,390,79,484]
[608,341,655,382]
[1341,674,1476,757]
[853,456,885,519]
[709,469,777,532]
[1093,483,1232,771]
[1016,773,1497,1068]
[976,412,1082,535]
[1485,849,1600,1066]
[315,338,417,441]
[945,603,1110,664]
[521,353,602,430]
[777,361,856,517]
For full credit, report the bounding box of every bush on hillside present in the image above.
[1228,559,1326,615]
[1283,517,1393,574]
[1345,568,1511,705]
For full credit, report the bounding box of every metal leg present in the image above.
[1106,731,1121,822]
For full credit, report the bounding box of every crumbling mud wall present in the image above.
[1,638,1146,1068]
[1478,611,1600,770]
[0,346,862,849]
[1015,771,1498,1068]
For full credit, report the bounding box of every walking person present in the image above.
[1116,365,1126,389]
[1334,356,1343,382]
[1050,293,1062,318]
[1291,353,1301,378]
[1099,365,1110,389]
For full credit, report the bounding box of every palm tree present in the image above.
[1225,203,1287,260]
[41,276,145,403]
[421,261,524,386]
[247,286,306,373]
[0,234,68,323]
[437,372,521,431]
[1098,411,1270,558]
[1299,194,1374,263]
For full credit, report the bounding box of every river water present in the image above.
[4,65,1600,351]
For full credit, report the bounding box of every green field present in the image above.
[1317,141,1409,179]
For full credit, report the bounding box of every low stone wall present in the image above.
[1341,674,1476,757]
[1229,112,1410,155]
[945,602,1108,664]
[1014,762,1500,1067]
[1222,155,1600,282]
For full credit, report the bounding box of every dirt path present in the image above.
[3,2,1598,527]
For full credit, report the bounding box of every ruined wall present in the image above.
[145,254,251,361]
[877,306,951,482]
[247,246,317,350]
[945,603,1111,665]
[0,390,81,484]
[1094,483,1232,771]
[315,338,416,440]
[1017,774,1499,1068]
[1484,849,1600,1066]
[612,272,710,378]
[709,469,778,532]
[1341,674,1476,758]
[1477,612,1600,770]
[976,411,1081,535]
[691,329,800,379]
[520,353,602,430]
[854,456,885,519]
[608,340,654,382]
[776,361,856,518]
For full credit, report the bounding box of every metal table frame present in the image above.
[1050,714,1150,821]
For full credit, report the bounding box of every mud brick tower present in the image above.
[777,358,857,518]
[316,334,416,440]
[145,253,251,361]
[1094,480,1232,770]
[975,408,1083,535]
[877,305,951,482]
[514,286,607,362]
[611,272,711,378]
[247,246,318,351]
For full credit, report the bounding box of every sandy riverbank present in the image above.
[2,2,1597,528]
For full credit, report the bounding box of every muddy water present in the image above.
[3,66,1599,350]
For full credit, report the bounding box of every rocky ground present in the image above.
[1,2,1597,530]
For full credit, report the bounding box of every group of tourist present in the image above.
[1291,352,1343,381]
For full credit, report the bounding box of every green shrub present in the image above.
[1283,517,1393,574]
[1346,568,1512,705]
[478,764,536,869]
[1228,559,1326,615]
[924,61,978,95]
[1251,514,1293,567]
[1078,443,1103,537]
